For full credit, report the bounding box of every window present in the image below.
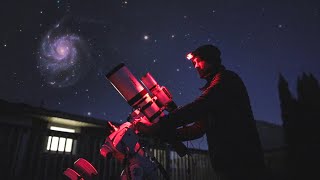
[46,126,76,153]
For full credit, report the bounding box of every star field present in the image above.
[0,0,320,130]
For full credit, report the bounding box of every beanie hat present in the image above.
[191,44,221,64]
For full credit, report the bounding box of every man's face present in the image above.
[191,57,213,79]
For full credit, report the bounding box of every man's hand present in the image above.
[132,117,160,135]
[132,115,176,140]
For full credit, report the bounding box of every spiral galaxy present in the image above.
[38,23,91,88]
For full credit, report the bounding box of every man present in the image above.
[134,44,267,180]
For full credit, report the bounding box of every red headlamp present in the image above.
[186,53,194,60]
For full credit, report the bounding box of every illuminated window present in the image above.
[46,126,75,153]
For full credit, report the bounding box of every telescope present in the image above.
[65,63,187,180]
[105,63,187,155]
[102,63,188,179]
[106,63,177,122]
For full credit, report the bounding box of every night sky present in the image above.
[1,0,320,127]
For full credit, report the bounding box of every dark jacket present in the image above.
[163,66,265,173]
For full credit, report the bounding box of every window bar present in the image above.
[63,137,67,154]
[48,136,52,151]
[56,137,60,153]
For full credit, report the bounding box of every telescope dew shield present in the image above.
[106,63,163,122]
[106,63,145,105]
[140,72,158,90]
